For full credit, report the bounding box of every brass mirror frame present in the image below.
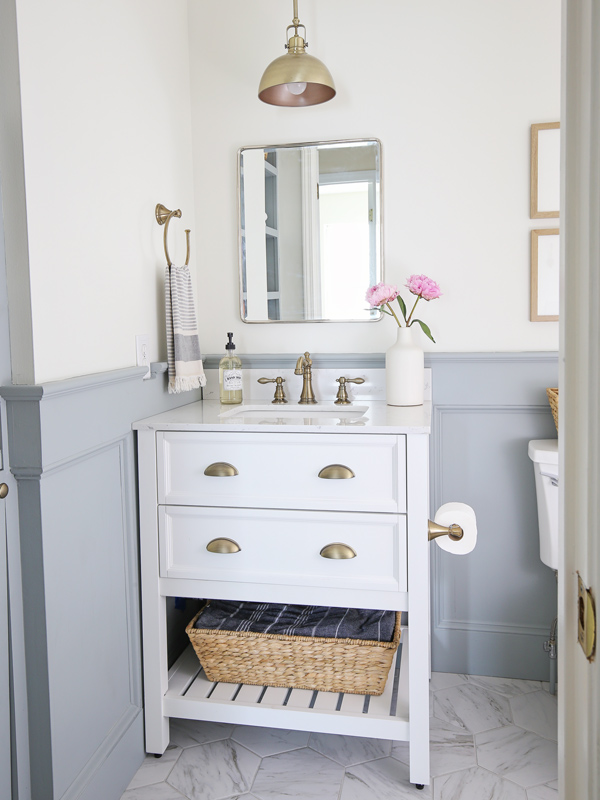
[237,138,384,324]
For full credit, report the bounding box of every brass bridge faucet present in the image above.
[294,351,317,404]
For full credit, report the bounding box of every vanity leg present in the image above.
[141,593,170,754]
[138,430,170,755]
[406,435,431,787]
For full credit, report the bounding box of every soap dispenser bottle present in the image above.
[219,332,243,405]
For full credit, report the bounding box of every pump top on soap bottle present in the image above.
[219,332,243,405]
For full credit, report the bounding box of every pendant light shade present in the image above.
[258,0,335,107]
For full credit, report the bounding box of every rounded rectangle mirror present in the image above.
[238,138,382,323]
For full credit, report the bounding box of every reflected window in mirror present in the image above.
[238,139,382,323]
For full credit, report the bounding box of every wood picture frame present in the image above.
[531,228,559,321]
[530,122,560,218]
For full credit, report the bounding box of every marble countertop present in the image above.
[133,399,431,434]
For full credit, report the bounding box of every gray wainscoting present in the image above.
[0,368,201,800]
[428,353,559,679]
[0,351,558,800]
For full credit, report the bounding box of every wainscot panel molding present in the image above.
[0,367,202,800]
[201,351,559,371]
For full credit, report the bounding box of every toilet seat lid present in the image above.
[528,439,558,465]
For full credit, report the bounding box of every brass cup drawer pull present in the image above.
[320,542,357,559]
[206,537,241,554]
[317,464,355,480]
[204,462,239,477]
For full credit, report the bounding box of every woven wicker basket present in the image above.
[186,606,402,696]
[546,387,558,431]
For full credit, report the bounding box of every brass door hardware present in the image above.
[0,484,8,499]
[257,376,287,404]
[206,538,241,554]
[577,573,596,661]
[320,543,357,559]
[427,520,464,542]
[334,377,365,405]
[156,203,190,267]
[294,352,317,404]
[318,464,355,480]
[204,462,239,477]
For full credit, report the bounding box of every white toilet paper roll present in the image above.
[434,502,477,554]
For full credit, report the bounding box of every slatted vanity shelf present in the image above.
[165,627,411,740]
[134,399,432,789]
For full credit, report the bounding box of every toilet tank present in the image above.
[528,439,559,570]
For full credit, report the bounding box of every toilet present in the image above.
[528,439,559,571]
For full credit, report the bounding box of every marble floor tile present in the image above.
[475,725,558,788]
[433,683,512,734]
[169,720,235,749]
[251,748,344,800]
[392,718,476,777]
[126,746,182,790]
[433,766,527,800]
[309,732,392,765]
[526,783,559,799]
[217,796,261,800]
[231,726,309,757]
[341,758,432,800]
[510,691,558,741]
[167,740,260,800]
[465,675,543,698]
[429,672,467,692]
[121,783,187,800]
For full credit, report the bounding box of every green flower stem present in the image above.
[405,296,421,326]
[385,302,404,327]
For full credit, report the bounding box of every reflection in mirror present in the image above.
[239,139,382,323]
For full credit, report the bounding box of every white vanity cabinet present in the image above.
[134,401,431,788]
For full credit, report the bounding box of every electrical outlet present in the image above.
[136,334,151,380]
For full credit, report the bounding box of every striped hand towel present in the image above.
[165,264,207,394]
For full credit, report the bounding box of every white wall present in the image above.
[4,0,561,383]
[13,0,195,383]
[188,0,561,356]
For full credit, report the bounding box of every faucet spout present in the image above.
[294,351,317,404]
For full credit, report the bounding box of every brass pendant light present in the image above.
[258,0,336,107]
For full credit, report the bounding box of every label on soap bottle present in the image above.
[223,369,242,390]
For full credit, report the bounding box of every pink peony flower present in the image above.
[365,282,399,308]
[405,274,442,301]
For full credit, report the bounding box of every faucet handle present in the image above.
[334,377,365,405]
[257,376,287,404]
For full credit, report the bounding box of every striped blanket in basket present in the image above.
[194,600,396,642]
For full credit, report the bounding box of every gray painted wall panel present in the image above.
[430,354,559,678]
[42,443,134,797]
[0,369,201,799]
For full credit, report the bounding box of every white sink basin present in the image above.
[219,403,368,420]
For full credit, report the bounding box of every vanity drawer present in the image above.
[159,506,407,593]
[157,431,405,513]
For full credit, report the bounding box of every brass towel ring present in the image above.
[155,203,190,267]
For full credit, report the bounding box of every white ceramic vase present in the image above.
[385,326,424,406]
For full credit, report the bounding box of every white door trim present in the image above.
[560,0,600,796]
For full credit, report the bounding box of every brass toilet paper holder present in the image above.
[427,520,464,542]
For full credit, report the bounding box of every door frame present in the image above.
[0,176,30,800]
[560,0,600,796]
